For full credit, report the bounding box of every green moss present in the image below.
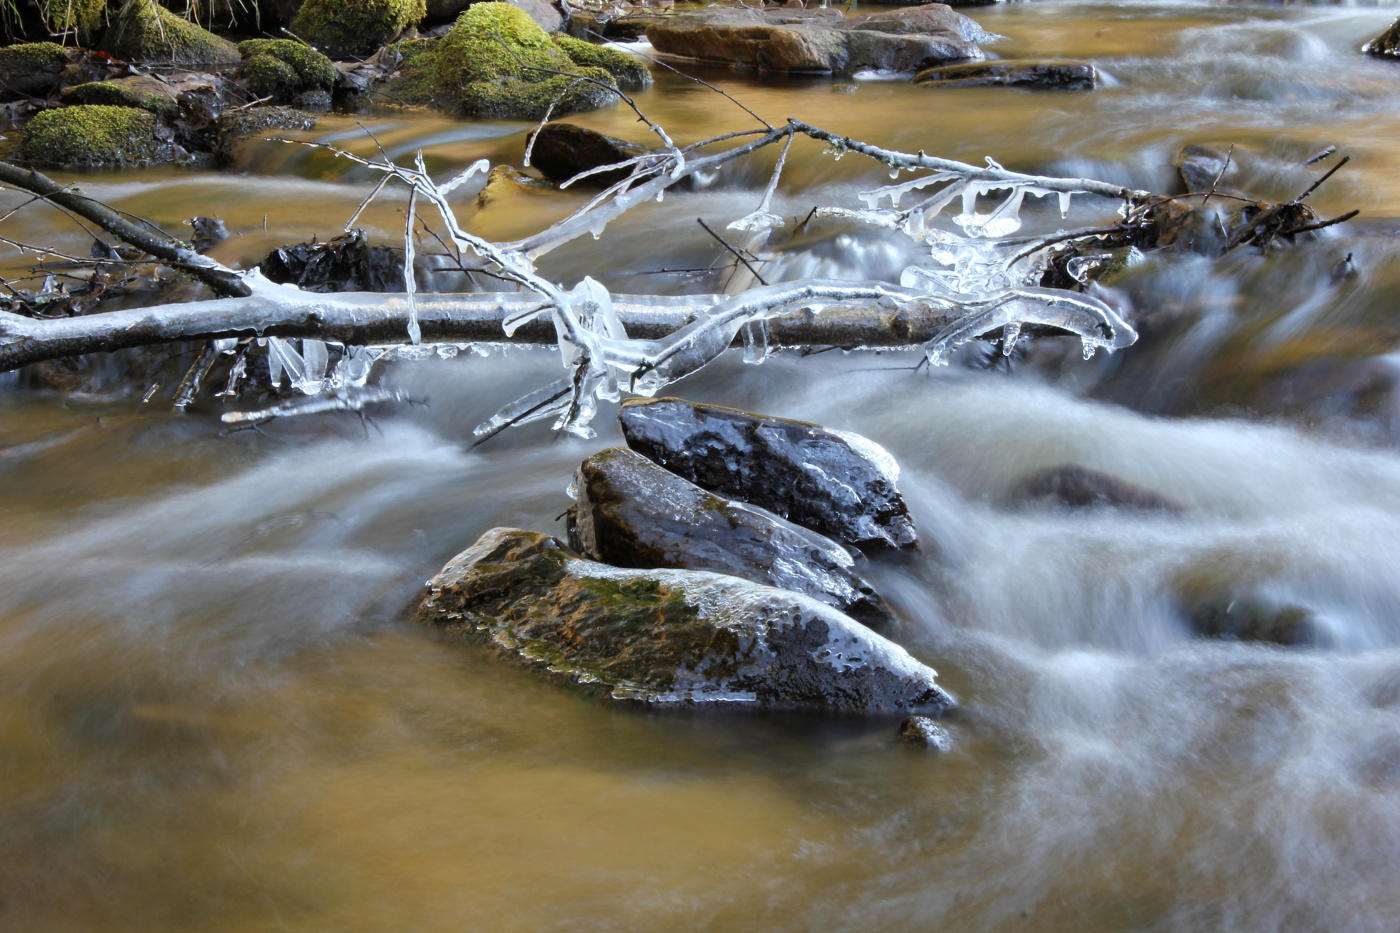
[37,0,105,40]
[378,3,622,119]
[238,38,337,102]
[291,0,426,59]
[64,79,179,117]
[20,104,168,166]
[0,41,68,73]
[101,0,240,66]
[553,35,649,88]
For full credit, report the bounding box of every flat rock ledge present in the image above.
[645,4,987,75]
[914,60,1097,90]
[420,527,954,712]
[619,397,918,552]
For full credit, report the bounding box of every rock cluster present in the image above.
[420,399,954,715]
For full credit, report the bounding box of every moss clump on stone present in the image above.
[0,41,68,73]
[238,39,337,103]
[20,104,169,166]
[553,35,650,88]
[0,42,70,101]
[64,78,179,117]
[101,0,240,65]
[378,3,633,119]
[37,0,105,40]
[291,0,426,59]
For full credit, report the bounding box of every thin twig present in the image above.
[698,217,768,286]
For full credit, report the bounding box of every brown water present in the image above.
[6,2,1400,930]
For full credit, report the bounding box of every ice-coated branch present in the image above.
[0,285,1000,374]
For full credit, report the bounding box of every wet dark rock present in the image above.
[898,715,952,750]
[186,217,229,254]
[1012,464,1182,512]
[420,527,953,711]
[258,230,406,293]
[213,106,317,165]
[619,397,918,552]
[529,121,650,188]
[914,59,1096,90]
[1365,17,1400,59]
[1190,598,1332,648]
[569,447,894,629]
[645,4,986,75]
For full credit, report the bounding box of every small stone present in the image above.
[898,716,952,750]
[1011,464,1182,513]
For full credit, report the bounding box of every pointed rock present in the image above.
[569,447,895,629]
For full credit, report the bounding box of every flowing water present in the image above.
[6,1,1400,929]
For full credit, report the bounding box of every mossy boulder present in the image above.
[0,42,69,101]
[100,0,240,65]
[20,104,171,166]
[291,0,426,59]
[238,39,337,107]
[420,527,954,711]
[61,76,180,117]
[377,3,647,118]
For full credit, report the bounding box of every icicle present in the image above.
[741,320,770,364]
[1002,321,1022,355]
[299,339,329,393]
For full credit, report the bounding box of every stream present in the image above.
[5,1,1400,929]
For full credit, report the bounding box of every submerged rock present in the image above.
[476,165,557,207]
[913,59,1097,90]
[898,715,952,750]
[528,121,683,189]
[569,447,894,629]
[1190,598,1332,648]
[645,4,986,75]
[1011,464,1182,512]
[619,397,918,552]
[421,527,953,711]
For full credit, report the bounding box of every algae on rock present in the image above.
[20,104,171,166]
[291,0,426,59]
[376,2,649,119]
[100,0,240,65]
